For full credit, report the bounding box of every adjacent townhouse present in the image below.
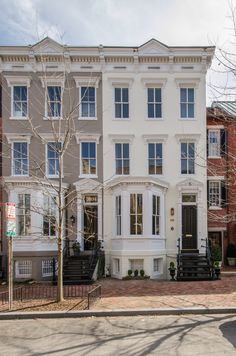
[207,102,236,263]
[0,37,215,281]
[0,38,103,280]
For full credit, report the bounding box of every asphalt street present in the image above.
[0,314,236,355]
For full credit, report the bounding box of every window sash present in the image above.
[115,88,129,118]
[47,142,61,176]
[148,143,162,175]
[81,87,96,117]
[209,181,221,207]
[115,143,130,175]
[115,196,121,235]
[13,142,28,175]
[181,142,195,174]
[152,195,160,235]
[81,142,97,175]
[15,260,32,278]
[42,260,54,277]
[13,86,27,117]
[180,88,194,118]
[43,196,57,237]
[130,194,143,235]
[47,86,62,117]
[17,194,31,236]
[208,130,220,157]
[147,88,162,118]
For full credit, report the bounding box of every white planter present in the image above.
[227,258,236,267]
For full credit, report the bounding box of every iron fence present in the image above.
[87,285,101,309]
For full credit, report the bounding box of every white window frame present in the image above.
[148,143,163,175]
[113,258,120,274]
[152,195,160,236]
[5,76,31,120]
[45,85,62,119]
[115,195,122,236]
[180,87,195,118]
[12,141,29,176]
[114,87,129,119]
[46,142,62,178]
[115,143,130,175]
[180,141,195,175]
[208,181,221,208]
[130,193,143,235]
[42,260,54,277]
[147,87,162,119]
[175,78,199,120]
[208,129,221,158]
[80,141,97,177]
[43,195,57,237]
[17,193,31,236]
[15,260,32,278]
[80,86,97,120]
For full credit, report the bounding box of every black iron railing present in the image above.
[87,285,101,309]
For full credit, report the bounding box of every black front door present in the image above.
[83,205,98,250]
[182,205,197,250]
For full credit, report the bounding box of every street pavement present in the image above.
[0,314,236,355]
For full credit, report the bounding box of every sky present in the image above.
[0,0,235,104]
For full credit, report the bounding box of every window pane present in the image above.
[181,143,187,158]
[148,88,154,102]
[189,159,195,174]
[122,88,128,102]
[188,143,195,158]
[181,159,187,174]
[82,159,89,174]
[156,144,162,158]
[148,104,154,118]
[115,103,121,118]
[148,144,155,158]
[180,88,187,102]
[130,216,136,235]
[137,215,143,234]
[115,144,122,158]
[89,103,95,117]
[123,103,129,118]
[137,194,142,214]
[116,160,122,174]
[188,103,194,117]
[149,159,155,174]
[123,160,129,174]
[81,103,88,117]
[115,88,121,102]
[88,87,95,101]
[155,104,162,118]
[123,144,129,158]
[188,88,194,102]
[90,159,96,174]
[156,160,162,174]
[82,143,89,158]
[155,88,161,102]
[90,143,96,158]
[181,103,187,118]
[130,194,136,214]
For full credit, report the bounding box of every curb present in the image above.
[0,307,236,320]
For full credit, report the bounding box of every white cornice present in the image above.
[108,134,135,143]
[75,132,101,144]
[5,133,32,144]
[142,134,168,143]
[4,75,31,87]
[106,176,169,190]
[175,134,201,142]
[3,176,69,189]
[141,78,167,88]
[175,77,200,88]
[107,77,134,87]
[39,76,65,88]
[73,76,100,88]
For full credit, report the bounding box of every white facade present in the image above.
[102,39,214,279]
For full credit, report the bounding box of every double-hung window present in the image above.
[43,195,57,237]
[13,142,28,176]
[115,143,130,175]
[152,195,160,235]
[208,181,220,207]
[81,87,96,118]
[47,142,61,176]
[208,130,220,157]
[181,142,195,174]
[13,86,27,117]
[115,88,129,118]
[130,194,143,235]
[42,260,54,277]
[47,86,62,117]
[17,194,31,236]
[180,88,194,118]
[148,143,162,175]
[115,196,121,236]
[147,88,162,118]
[81,142,97,175]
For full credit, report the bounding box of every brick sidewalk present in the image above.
[93,275,236,310]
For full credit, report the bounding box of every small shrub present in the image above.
[128,269,133,277]
[211,245,222,262]
[134,269,139,277]
[169,262,175,269]
[140,269,145,277]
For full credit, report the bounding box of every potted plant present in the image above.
[214,261,221,280]
[226,243,236,266]
[168,262,176,281]
[140,269,145,278]
[72,241,81,256]
[211,245,222,267]
[134,269,139,278]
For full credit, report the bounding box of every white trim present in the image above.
[45,142,63,178]
[73,76,100,88]
[11,141,29,177]
[5,75,31,87]
[141,78,167,87]
[208,227,227,232]
[109,134,134,143]
[5,133,32,144]
[175,77,200,88]
[79,141,98,178]
[10,84,29,119]
[108,77,134,87]
[142,134,168,143]
[75,132,101,144]
[39,77,65,88]
[207,176,224,180]
[44,84,63,120]
[79,85,97,120]
[175,134,200,142]
[15,260,32,279]
[207,125,224,129]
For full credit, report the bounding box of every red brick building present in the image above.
[207,102,236,263]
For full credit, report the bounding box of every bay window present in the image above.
[130,193,143,235]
